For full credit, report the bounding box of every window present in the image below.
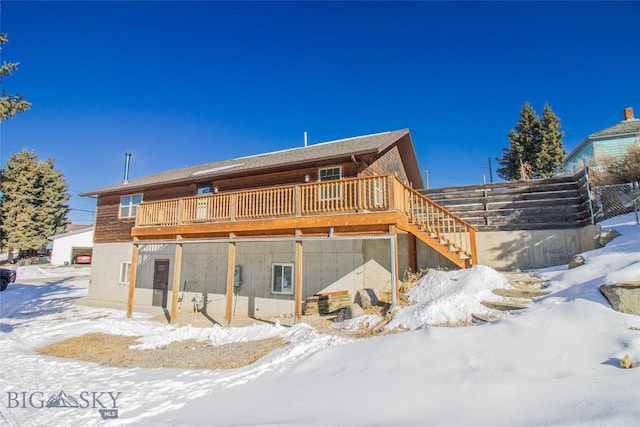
[374,180,384,206]
[272,263,294,294]
[119,194,143,218]
[319,166,342,182]
[119,262,132,285]
[196,184,212,195]
[318,166,342,200]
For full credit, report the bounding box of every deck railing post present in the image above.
[177,199,184,225]
[230,193,237,221]
[295,184,301,216]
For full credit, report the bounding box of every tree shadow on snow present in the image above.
[0,278,86,329]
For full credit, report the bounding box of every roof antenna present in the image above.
[304,131,308,147]
[123,152,132,183]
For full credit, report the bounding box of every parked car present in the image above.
[74,254,92,264]
[1,268,17,291]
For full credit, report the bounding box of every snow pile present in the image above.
[15,265,91,279]
[387,265,510,329]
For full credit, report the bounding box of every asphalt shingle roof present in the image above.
[83,129,412,196]
[589,119,640,138]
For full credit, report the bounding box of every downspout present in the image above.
[387,236,397,314]
[351,155,359,175]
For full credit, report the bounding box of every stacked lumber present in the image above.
[304,290,351,315]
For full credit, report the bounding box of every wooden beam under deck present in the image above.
[169,239,183,324]
[294,231,303,323]
[126,242,140,318]
[225,234,237,325]
[132,211,403,240]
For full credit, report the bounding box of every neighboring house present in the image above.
[48,226,94,266]
[81,129,477,323]
[563,107,640,174]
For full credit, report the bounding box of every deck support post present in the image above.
[127,242,140,318]
[294,230,303,323]
[408,233,417,274]
[390,226,400,304]
[170,237,183,324]
[225,233,237,326]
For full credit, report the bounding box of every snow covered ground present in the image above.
[1,222,639,426]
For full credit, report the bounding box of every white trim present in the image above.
[119,194,143,219]
[271,263,294,295]
[119,261,132,285]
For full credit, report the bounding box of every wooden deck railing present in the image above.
[135,175,476,264]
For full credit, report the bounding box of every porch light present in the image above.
[213,186,219,193]
[304,174,310,183]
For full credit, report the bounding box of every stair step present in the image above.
[472,312,502,323]
[492,289,550,299]
[480,301,528,311]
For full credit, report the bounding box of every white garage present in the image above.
[48,227,94,266]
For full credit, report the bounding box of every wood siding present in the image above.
[361,146,410,183]
[94,146,412,244]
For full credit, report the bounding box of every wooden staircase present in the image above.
[394,181,478,269]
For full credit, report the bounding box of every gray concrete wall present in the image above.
[88,227,601,317]
[126,238,397,318]
[415,239,459,273]
[88,242,133,304]
[476,225,601,271]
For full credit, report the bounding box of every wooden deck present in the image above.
[133,175,477,268]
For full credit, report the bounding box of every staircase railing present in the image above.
[391,177,478,265]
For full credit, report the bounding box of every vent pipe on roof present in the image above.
[304,131,308,147]
[123,152,132,184]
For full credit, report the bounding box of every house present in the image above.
[48,226,94,266]
[81,129,477,324]
[563,107,640,174]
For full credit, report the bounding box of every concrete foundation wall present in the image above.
[88,226,601,316]
[476,225,601,270]
[88,242,132,304]
[97,238,398,318]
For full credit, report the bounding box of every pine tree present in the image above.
[496,102,566,180]
[496,102,540,180]
[0,150,70,252]
[536,103,566,178]
[0,33,31,122]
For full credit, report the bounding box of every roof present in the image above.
[564,118,640,164]
[82,129,423,196]
[49,226,94,240]
[588,118,640,138]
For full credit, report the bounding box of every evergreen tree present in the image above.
[0,33,31,122]
[536,103,566,178]
[496,102,566,180]
[0,150,70,252]
[496,102,540,180]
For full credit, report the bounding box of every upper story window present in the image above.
[197,184,212,195]
[119,194,143,219]
[319,166,342,182]
[318,166,342,200]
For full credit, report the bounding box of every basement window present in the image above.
[119,261,132,285]
[272,263,294,295]
[119,194,143,219]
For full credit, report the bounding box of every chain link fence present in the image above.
[589,181,640,226]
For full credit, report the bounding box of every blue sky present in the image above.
[1,1,639,224]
